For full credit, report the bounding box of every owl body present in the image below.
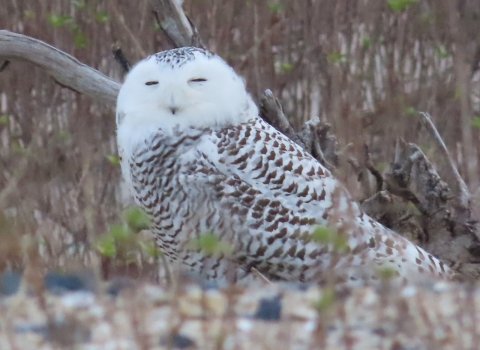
[117,47,452,286]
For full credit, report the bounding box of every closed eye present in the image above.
[189,78,207,83]
[145,81,159,86]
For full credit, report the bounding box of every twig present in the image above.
[0,30,119,106]
[251,267,272,285]
[347,157,363,181]
[0,60,9,72]
[363,144,384,192]
[419,112,470,208]
[112,46,131,73]
[311,128,335,171]
[108,0,147,57]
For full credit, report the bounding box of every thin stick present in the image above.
[0,60,9,72]
[419,112,470,207]
[251,267,272,284]
[364,143,384,192]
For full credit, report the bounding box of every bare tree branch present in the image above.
[259,89,304,146]
[259,90,339,171]
[363,144,384,193]
[151,0,202,48]
[0,30,119,106]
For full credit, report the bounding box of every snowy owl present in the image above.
[116,47,453,286]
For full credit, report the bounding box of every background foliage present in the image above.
[2,0,480,278]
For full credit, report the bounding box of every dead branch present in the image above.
[385,139,450,218]
[151,0,203,48]
[259,90,340,171]
[375,138,480,280]
[0,30,119,106]
[419,112,470,208]
[259,89,306,148]
[363,144,384,193]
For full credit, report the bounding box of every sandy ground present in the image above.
[0,271,479,349]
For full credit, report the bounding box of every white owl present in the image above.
[116,47,453,286]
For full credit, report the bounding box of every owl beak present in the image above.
[168,91,182,115]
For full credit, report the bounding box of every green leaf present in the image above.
[376,266,397,280]
[375,162,388,172]
[406,201,422,217]
[386,0,416,12]
[189,233,232,256]
[139,241,161,258]
[123,207,150,232]
[106,154,120,166]
[47,14,73,28]
[96,235,116,257]
[326,52,347,64]
[472,117,480,129]
[267,2,284,12]
[280,62,293,72]
[404,106,417,115]
[421,12,434,24]
[73,1,86,9]
[312,226,347,253]
[362,37,371,49]
[0,115,9,125]
[314,287,335,312]
[435,45,450,59]
[109,223,131,240]
[74,32,87,48]
[24,10,35,19]
[332,235,348,252]
[57,130,70,140]
[311,226,335,244]
[11,140,26,154]
[95,11,109,23]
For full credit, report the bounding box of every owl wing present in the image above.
[189,117,369,282]
[192,117,451,283]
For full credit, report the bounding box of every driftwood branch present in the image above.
[0,30,119,106]
[151,0,203,48]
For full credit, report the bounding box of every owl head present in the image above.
[116,47,258,132]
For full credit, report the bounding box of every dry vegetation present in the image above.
[2,0,480,348]
[3,0,480,277]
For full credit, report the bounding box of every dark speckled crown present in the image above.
[151,47,213,68]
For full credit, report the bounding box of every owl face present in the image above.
[116,48,258,132]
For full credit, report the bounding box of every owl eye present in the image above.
[145,81,159,86]
[189,78,207,83]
